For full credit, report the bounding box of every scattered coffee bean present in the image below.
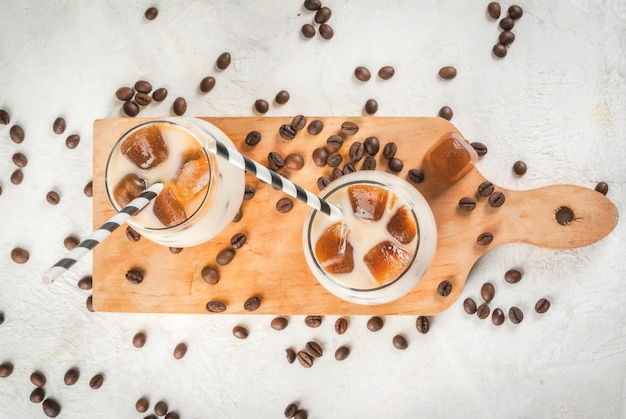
[488,191,505,207]
[243,184,255,200]
[382,142,397,159]
[463,297,477,315]
[535,298,551,314]
[276,197,294,213]
[458,197,476,211]
[89,374,104,389]
[275,90,290,104]
[216,248,235,265]
[335,346,350,361]
[304,0,321,10]
[438,105,453,120]
[408,168,425,183]
[285,153,305,170]
[477,232,494,246]
[77,276,92,290]
[0,109,10,125]
[125,269,144,285]
[116,87,134,101]
[508,4,523,19]
[478,181,494,197]
[367,316,384,332]
[392,335,408,350]
[438,66,457,80]
[199,76,217,94]
[415,316,430,334]
[64,367,80,385]
[9,125,25,143]
[132,331,147,348]
[487,2,501,19]
[326,134,343,150]
[216,52,232,70]
[30,387,45,403]
[294,411,307,419]
[317,176,331,190]
[0,312,3,325]
[304,315,322,328]
[286,348,296,364]
[363,136,380,155]
[65,134,80,149]
[155,400,169,416]
[314,6,332,23]
[11,247,29,264]
[437,280,452,297]
[232,208,243,222]
[327,151,342,167]
[0,362,13,377]
[305,341,323,358]
[378,65,395,80]
[172,97,187,115]
[499,17,514,30]
[173,342,187,359]
[334,317,348,335]
[244,296,261,312]
[364,98,378,114]
[134,92,151,106]
[229,232,247,249]
[296,350,314,368]
[201,266,219,285]
[509,306,524,324]
[348,142,364,163]
[152,87,168,101]
[388,158,403,173]
[341,121,359,135]
[42,398,61,418]
[136,397,150,413]
[362,155,377,170]
[285,402,298,418]
[343,162,356,175]
[63,235,79,250]
[492,43,508,58]
[168,246,182,254]
[271,316,288,330]
[492,308,505,326]
[291,115,307,131]
[471,142,488,156]
[125,226,141,242]
[165,412,180,419]
[555,206,575,225]
[11,152,27,167]
[135,80,152,93]
[510,160,528,176]
[46,191,60,205]
[476,303,490,319]
[504,269,522,284]
[481,282,495,302]
[354,66,371,82]
[307,119,324,135]
[206,300,227,313]
[244,130,261,147]
[268,151,286,170]
[11,169,23,185]
[52,117,66,134]
[123,101,139,117]
[279,124,297,140]
[144,6,158,20]
[595,182,609,195]
[332,167,344,180]
[499,30,515,46]
[254,99,269,114]
[31,371,46,387]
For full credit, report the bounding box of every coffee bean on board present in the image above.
[326,135,343,151]
[363,136,380,155]
[408,169,424,183]
[216,249,235,265]
[230,232,247,249]
[125,226,141,242]
[245,130,261,146]
[244,296,261,311]
[341,121,359,135]
[268,151,286,170]
[291,115,307,131]
[437,280,452,297]
[478,181,494,197]
[276,197,294,213]
[388,158,403,173]
[307,119,324,135]
[312,148,328,166]
[279,124,297,140]
[488,191,505,207]
[243,184,255,200]
[206,301,227,312]
[201,266,219,284]
[477,232,494,246]
[458,197,476,211]
[125,269,143,284]
[348,142,364,163]
[382,142,397,159]
[362,156,376,170]
[513,160,527,176]
[326,152,342,167]
[317,176,331,191]
[285,153,305,170]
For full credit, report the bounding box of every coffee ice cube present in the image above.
[387,206,417,245]
[348,185,388,221]
[363,241,412,285]
[153,186,187,227]
[176,149,210,199]
[113,173,147,207]
[120,124,168,170]
[315,222,354,274]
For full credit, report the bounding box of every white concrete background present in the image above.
[1,1,625,418]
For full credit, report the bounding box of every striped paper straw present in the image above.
[42,182,164,284]
[211,140,343,219]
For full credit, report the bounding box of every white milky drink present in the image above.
[105,117,245,247]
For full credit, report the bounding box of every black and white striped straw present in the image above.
[212,140,343,219]
[42,182,164,284]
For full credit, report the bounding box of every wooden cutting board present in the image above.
[91,117,618,315]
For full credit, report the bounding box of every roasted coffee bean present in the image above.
[244,295,261,311]
[595,182,609,195]
[136,397,150,413]
[513,160,527,176]
[134,80,152,93]
[477,232,494,246]
[364,136,380,155]
[30,387,45,403]
[392,335,408,350]
[438,105,453,120]
[326,151,342,167]
[172,97,187,115]
[77,276,92,290]
[319,23,334,39]
[144,6,158,20]
[200,76,216,93]
[285,153,305,170]
[232,208,243,222]
[291,115,307,131]
[408,169,425,183]
[349,142,364,163]
[326,134,343,150]
[268,151,286,170]
[364,98,378,114]
[341,121,359,135]
[415,316,430,334]
[492,43,507,58]
[499,30,515,46]
[354,66,371,82]
[53,117,66,134]
[206,300,227,312]
[508,4,523,19]
[378,65,395,80]
[233,325,249,339]
[152,87,168,101]
[276,197,294,213]
[0,312,3,325]
[305,341,323,358]
[332,167,344,180]
[317,176,331,190]
[471,142,488,156]
[254,99,269,114]
[438,66,457,80]
[271,316,288,330]
[125,269,143,284]
[367,316,384,332]
[463,297,477,315]
[64,367,79,385]
[458,197,476,211]
[343,162,356,175]
[165,412,180,419]
[476,303,490,319]
[0,109,9,125]
[555,206,575,225]
[437,280,452,297]
[0,362,13,378]
[123,101,139,117]
[42,398,61,417]
[243,184,255,200]
[285,402,299,418]
[10,125,25,143]
[31,371,47,387]
[134,92,151,106]
[279,124,297,140]
[334,317,348,335]
[307,119,324,135]
[201,266,219,284]
[499,17,514,30]
[65,134,80,149]
[230,232,247,249]
[481,282,495,302]
[509,306,524,324]
[304,315,322,328]
[492,308,505,326]
[46,191,60,205]
[173,342,187,359]
[11,169,23,185]
[216,248,235,265]
[11,247,29,264]
[89,373,104,389]
[335,346,350,361]
[535,298,551,314]
[64,235,79,250]
[216,52,232,70]
[388,158,403,173]
[116,87,134,101]
[304,0,322,10]
[487,2,501,19]
[132,331,147,348]
[314,6,332,23]
[244,130,262,146]
[275,90,290,104]
[489,191,505,207]
[362,155,377,170]
[382,142,397,159]
[504,269,522,284]
[296,350,314,368]
[478,181,494,197]
[125,226,141,242]
[155,400,169,416]
[286,348,296,364]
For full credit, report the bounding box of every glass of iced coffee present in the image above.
[302,171,437,305]
[105,117,245,247]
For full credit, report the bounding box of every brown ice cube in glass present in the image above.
[387,206,417,245]
[425,132,478,182]
[347,184,388,221]
[113,173,147,207]
[315,222,354,274]
[176,149,210,199]
[363,241,412,285]
[120,124,169,170]
[153,186,187,227]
